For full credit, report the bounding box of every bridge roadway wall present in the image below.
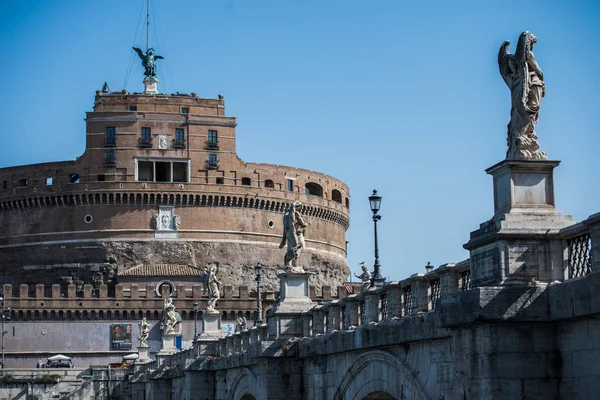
[122,267,600,400]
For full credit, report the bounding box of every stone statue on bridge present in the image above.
[498,31,547,160]
[162,298,181,335]
[139,317,150,347]
[206,265,221,314]
[354,262,372,291]
[280,200,308,273]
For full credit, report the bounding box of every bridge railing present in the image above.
[560,212,599,280]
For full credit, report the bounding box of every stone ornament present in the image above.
[279,200,308,273]
[159,135,168,150]
[498,31,547,160]
[139,317,150,347]
[152,207,180,231]
[354,262,372,292]
[206,265,221,314]
[162,298,180,335]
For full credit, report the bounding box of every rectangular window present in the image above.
[97,174,105,182]
[175,128,185,142]
[105,151,116,166]
[155,162,171,182]
[181,107,189,114]
[216,177,224,184]
[129,105,137,111]
[138,161,154,182]
[287,179,294,192]
[141,127,151,141]
[173,163,187,183]
[209,154,218,163]
[105,127,116,140]
[208,130,218,144]
[2,181,7,189]
[45,178,53,185]
[136,160,189,183]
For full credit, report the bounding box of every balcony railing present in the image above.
[138,137,153,148]
[172,139,186,149]
[206,141,219,150]
[104,138,116,147]
[103,159,116,167]
[206,160,219,170]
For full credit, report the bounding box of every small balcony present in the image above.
[206,141,219,150]
[138,137,153,148]
[104,138,116,147]
[206,160,219,170]
[173,139,186,150]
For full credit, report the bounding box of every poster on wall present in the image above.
[111,324,132,350]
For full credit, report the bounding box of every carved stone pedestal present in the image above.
[465,160,572,287]
[157,334,177,356]
[268,272,314,339]
[143,77,158,95]
[200,313,223,339]
[137,346,150,362]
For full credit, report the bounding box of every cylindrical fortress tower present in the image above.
[0,90,350,292]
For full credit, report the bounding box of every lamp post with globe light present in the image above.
[254,264,263,325]
[369,190,385,287]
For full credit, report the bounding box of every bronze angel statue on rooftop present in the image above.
[498,31,547,160]
[133,47,164,78]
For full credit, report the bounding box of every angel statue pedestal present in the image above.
[267,272,314,339]
[137,346,150,363]
[464,159,573,287]
[143,76,158,95]
[157,334,178,356]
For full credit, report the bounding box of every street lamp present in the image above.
[0,293,10,367]
[193,300,199,339]
[368,190,385,287]
[254,264,263,325]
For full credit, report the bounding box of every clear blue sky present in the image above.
[1,1,598,282]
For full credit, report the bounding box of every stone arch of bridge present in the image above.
[229,367,259,400]
[333,350,428,400]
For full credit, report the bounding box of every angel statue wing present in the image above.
[132,47,145,61]
[498,40,516,88]
[154,55,164,60]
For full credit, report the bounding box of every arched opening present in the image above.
[305,182,323,197]
[241,177,251,186]
[241,395,256,400]
[264,179,274,189]
[345,197,350,208]
[332,189,342,204]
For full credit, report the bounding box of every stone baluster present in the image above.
[312,305,326,335]
[301,311,313,337]
[233,332,242,353]
[364,287,381,323]
[241,330,251,353]
[438,263,460,296]
[382,281,402,319]
[327,300,342,331]
[409,274,429,314]
[340,294,360,328]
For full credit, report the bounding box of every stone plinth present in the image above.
[157,335,177,355]
[137,346,150,362]
[465,159,573,287]
[143,77,158,94]
[200,313,223,339]
[268,272,315,339]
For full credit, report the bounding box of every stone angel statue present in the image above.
[206,265,221,314]
[498,31,547,160]
[354,262,372,292]
[132,47,164,78]
[279,200,308,273]
[139,317,150,347]
[162,298,181,335]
